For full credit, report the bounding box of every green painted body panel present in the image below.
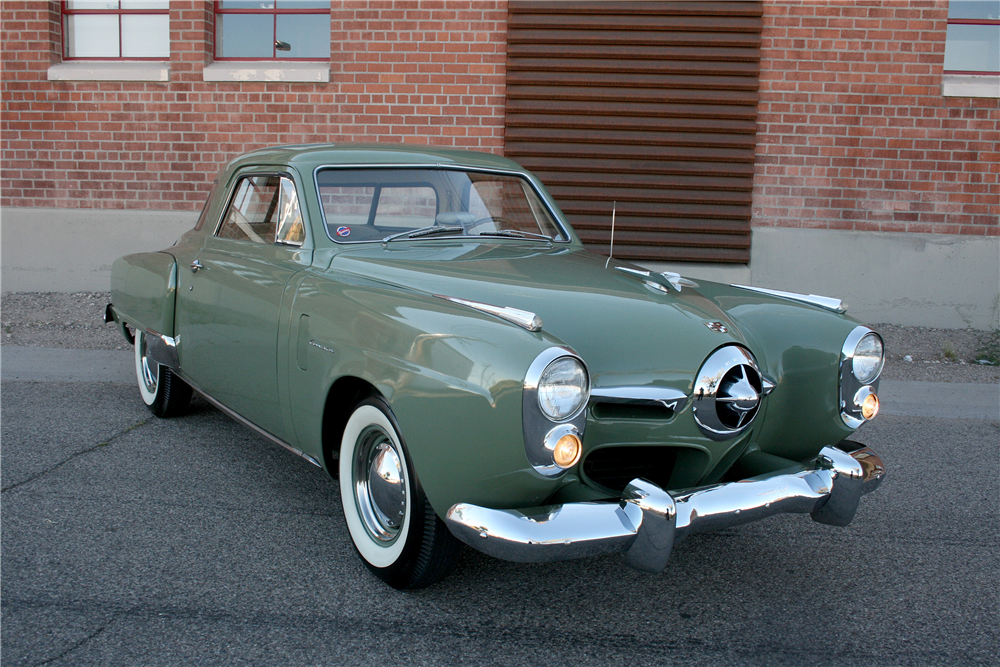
[695,282,860,461]
[109,252,177,336]
[285,264,563,512]
[110,144,877,520]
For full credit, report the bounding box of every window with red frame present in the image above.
[215,1,331,60]
[944,1,1000,74]
[62,1,169,60]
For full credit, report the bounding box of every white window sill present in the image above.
[47,61,169,82]
[942,74,1000,98]
[202,62,330,83]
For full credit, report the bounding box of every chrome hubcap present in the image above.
[139,334,158,393]
[353,426,407,542]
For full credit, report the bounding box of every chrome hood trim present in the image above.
[731,285,847,313]
[435,294,543,332]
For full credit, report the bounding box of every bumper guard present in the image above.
[445,444,885,573]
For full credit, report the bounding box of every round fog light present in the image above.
[861,392,879,420]
[553,433,582,468]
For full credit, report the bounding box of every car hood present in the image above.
[330,242,745,391]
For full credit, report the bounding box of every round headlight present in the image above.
[537,356,589,421]
[852,333,884,383]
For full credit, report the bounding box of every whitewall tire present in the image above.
[339,397,460,589]
[134,329,191,418]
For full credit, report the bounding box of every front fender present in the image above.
[286,272,572,516]
[695,282,865,461]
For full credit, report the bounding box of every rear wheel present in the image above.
[339,397,460,589]
[134,330,191,417]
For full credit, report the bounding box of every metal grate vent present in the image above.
[505,1,763,263]
[582,446,678,492]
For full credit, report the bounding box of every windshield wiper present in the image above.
[477,229,553,242]
[382,225,465,244]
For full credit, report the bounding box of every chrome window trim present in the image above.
[731,285,847,314]
[522,347,590,477]
[311,163,573,245]
[212,170,308,248]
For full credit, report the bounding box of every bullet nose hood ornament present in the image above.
[692,346,768,440]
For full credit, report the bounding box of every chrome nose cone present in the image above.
[717,366,760,428]
[693,346,766,440]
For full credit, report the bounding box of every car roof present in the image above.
[226,143,526,173]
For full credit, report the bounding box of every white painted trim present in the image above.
[941,74,1000,98]
[202,62,330,83]
[47,61,169,82]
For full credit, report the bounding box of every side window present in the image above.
[944,1,1000,74]
[218,174,304,245]
[275,178,305,245]
[215,1,332,60]
[63,1,169,60]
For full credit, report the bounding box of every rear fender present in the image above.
[109,251,178,341]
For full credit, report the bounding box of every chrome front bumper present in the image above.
[445,444,885,573]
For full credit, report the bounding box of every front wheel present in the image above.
[339,397,460,589]
[134,329,191,418]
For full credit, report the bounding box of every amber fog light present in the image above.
[545,425,582,469]
[554,434,582,468]
[861,392,880,420]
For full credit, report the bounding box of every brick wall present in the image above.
[753,0,999,237]
[0,1,508,212]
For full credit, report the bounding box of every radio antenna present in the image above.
[605,201,616,269]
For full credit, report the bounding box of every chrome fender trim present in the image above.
[176,371,323,470]
[445,444,885,573]
[731,284,847,314]
[143,329,180,371]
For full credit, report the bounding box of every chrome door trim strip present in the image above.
[177,371,323,469]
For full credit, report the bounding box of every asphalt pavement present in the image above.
[2,346,998,666]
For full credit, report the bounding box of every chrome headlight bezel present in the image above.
[523,347,590,477]
[840,326,884,428]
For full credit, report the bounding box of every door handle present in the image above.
[191,260,204,273]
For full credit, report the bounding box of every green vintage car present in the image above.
[107,144,886,589]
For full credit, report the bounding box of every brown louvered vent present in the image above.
[505,1,762,263]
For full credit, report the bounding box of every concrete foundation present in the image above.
[1,207,196,293]
[643,227,999,330]
[2,207,998,329]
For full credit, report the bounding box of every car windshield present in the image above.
[316,168,567,243]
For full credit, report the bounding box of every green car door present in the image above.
[175,170,312,439]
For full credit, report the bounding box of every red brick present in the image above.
[753,0,998,236]
[1,1,507,211]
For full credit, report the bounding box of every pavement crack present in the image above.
[1,418,152,494]
[32,623,109,667]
